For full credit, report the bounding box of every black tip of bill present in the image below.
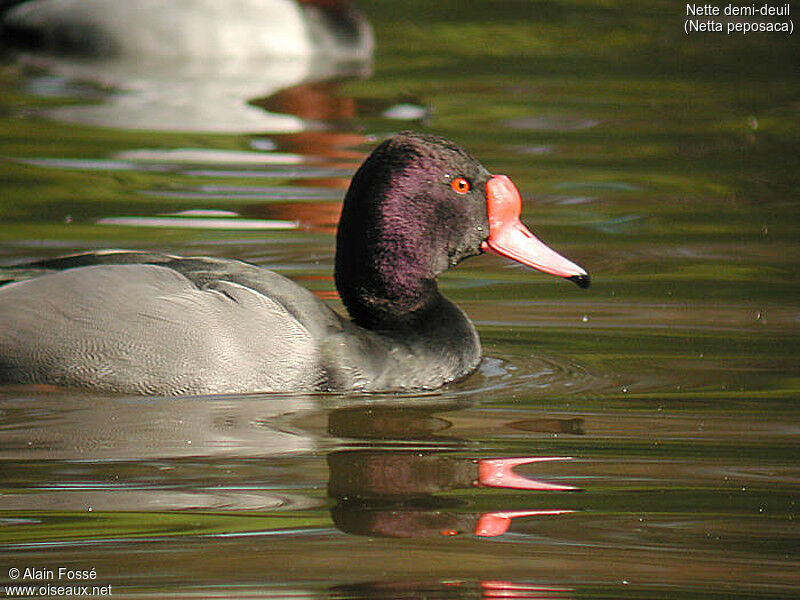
[568,274,591,289]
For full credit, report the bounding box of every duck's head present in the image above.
[335,132,589,329]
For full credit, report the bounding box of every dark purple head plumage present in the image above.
[335,132,492,329]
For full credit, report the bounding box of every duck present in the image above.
[0,0,373,63]
[0,1,373,133]
[0,132,589,395]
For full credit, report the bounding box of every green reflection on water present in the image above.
[0,0,798,595]
[0,511,329,545]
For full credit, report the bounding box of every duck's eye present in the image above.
[451,176,471,194]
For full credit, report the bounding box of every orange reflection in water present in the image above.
[241,201,343,234]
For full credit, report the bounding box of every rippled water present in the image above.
[1,1,799,598]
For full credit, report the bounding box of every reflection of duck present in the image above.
[326,404,580,539]
[330,580,573,600]
[0,133,589,394]
[0,391,585,540]
[328,452,576,498]
[328,451,576,538]
[332,505,574,538]
[1,0,373,62]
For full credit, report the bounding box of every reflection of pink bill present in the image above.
[479,456,579,491]
[480,579,573,598]
[475,456,578,537]
[475,509,575,537]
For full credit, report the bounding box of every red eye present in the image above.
[451,176,471,194]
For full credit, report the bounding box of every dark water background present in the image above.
[1,1,799,598]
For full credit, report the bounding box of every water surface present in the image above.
[1,1,798,598]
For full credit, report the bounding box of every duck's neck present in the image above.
[334,241,440,331]
[334,246,482,387]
